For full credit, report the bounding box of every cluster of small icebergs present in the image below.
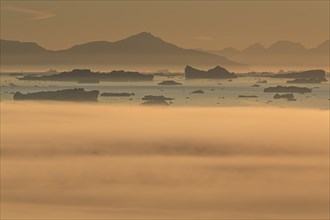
[4,67,327,106]
[6,82,320,105]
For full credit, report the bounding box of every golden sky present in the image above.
[0,1,329,50]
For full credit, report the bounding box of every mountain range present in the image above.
[203,40,329,71]
[0,32,245,71]
[1,33,328,72]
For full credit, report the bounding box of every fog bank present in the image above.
[1,102,329,219]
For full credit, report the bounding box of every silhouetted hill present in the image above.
[217,47,240,55]
[242,43,266,54]
[267,41,306,54]
[271,69,326,79]
[264,86,312,94]
[62,32,181,54]
[310,40,329,54]
[1,39,50,54]
[1,32,246,70]
[204,40,330,70]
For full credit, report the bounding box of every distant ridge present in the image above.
[212,40,329,55]
[204,40,330,70]
[267,41,306,54]
[309,40,329,54]
[242,43,266,54]
[1,39,49,54]
[62,32,183,54]
[0,32,246,70]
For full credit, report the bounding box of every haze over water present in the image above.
[1,0,329,219]
[1,102,329,219]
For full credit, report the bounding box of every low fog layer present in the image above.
[1,102,329,219]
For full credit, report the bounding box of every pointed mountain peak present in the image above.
[120,32,162,42]
[134,32,155,37]
[114,32,181,53]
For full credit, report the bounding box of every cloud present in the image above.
[4,6,56,20]
[194,36,213,41]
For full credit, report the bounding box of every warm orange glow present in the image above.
[1,102,329,219]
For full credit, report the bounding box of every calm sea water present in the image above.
[1,74,329,109]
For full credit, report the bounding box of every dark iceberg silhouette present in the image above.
[141,95,173,106]
[264,86,311,94]
[271,70,325,79]
[185,66,236,79]
[273,93,296,101]
[100,92,134,97]
[141,100,170,106]
[286,78,325,84]
[13,88,99,101]
[158,80,182,85]
[191,90,205,94]
[19,69,153,82]
[142,95,174,101]
[238,95,258,98]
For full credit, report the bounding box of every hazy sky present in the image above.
[0,1,329,50]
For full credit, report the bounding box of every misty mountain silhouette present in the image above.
[1,32,245,70]
[64,32,181,54]
[205,40,329,69]
[215,40,329,55]
[1,39,49,54]
[242,43,266,54]
[219,47,240,54]
[267,41,306,54]
[309,40,329,54]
